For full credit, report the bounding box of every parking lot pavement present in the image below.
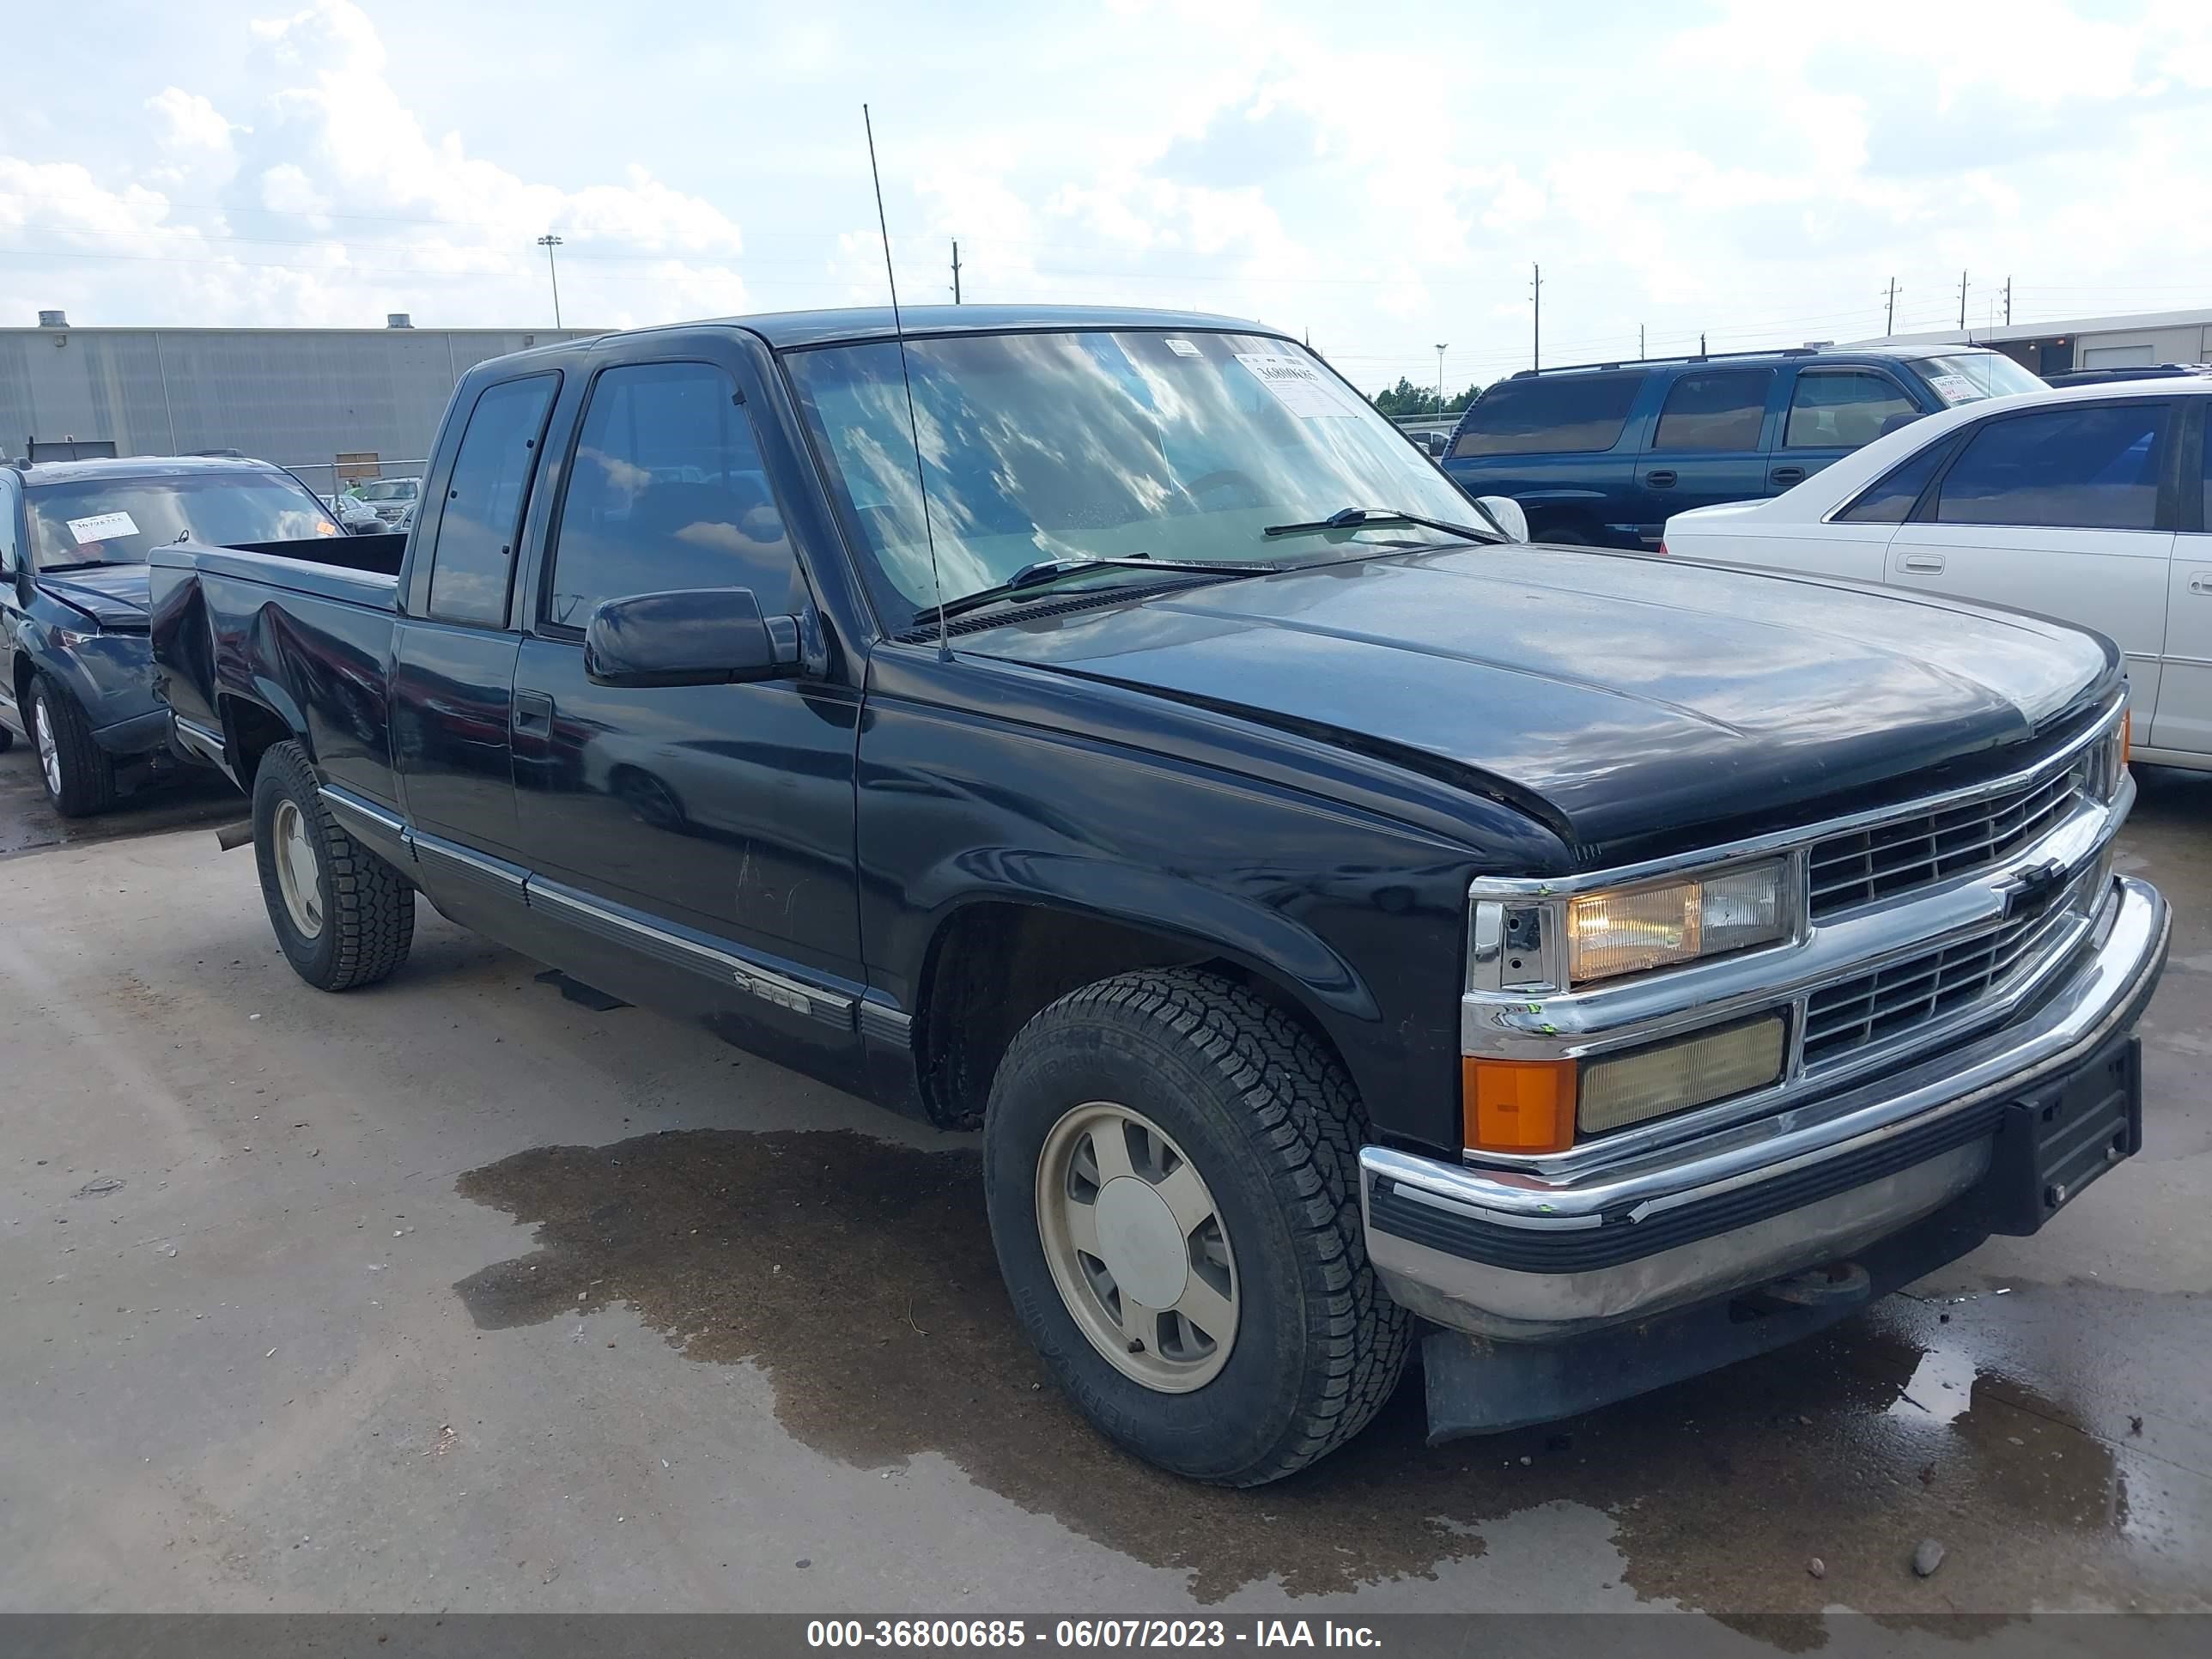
[0,770,2206,1623]
[0,743,242,857]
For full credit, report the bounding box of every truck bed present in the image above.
[149,536,407,806]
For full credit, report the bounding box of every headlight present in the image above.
[54,626,99,648]
[1565,860,1789,983]
[2079,710,2129,802]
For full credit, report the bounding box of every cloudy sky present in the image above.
[3,0,2209,395]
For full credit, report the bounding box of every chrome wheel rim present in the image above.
[270,799,324,939]
[33,699,61,798]
[1036,1101,1238,1392]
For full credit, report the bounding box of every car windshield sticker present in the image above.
[65,511,140,544]
[1164,337,1203,358]
[1234,352,1358,418]
[1926,374,1983,404]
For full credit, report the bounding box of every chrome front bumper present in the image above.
[1359,874,2169,1341]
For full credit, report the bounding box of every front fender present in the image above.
[19,619,161,741]
[923,852,1379,1023]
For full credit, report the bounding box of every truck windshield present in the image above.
[1911,353,2047,405]
[27,471,339,567]
[785,329,1485,622]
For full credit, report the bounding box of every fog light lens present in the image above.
[1578,1015,1787,1135]
[1567,861,1787,982]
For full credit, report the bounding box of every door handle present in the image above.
[1645,470,1678,488]
[1899,553,1948,574]
[1769,465,1806,486]
[513,690,554,734]
[2191,572,2212,595]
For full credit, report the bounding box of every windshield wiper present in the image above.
[917,555,1280,628]
[1262,505,1502,544]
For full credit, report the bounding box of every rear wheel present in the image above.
[252,740,415,990]
[30,674,117,817]
[984,969,1409,1485]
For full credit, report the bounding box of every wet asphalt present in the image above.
[0,738,2205,1623]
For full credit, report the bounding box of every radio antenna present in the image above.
[863,103,951,661]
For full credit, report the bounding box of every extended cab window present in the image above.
[424,374,559,627]
[1785,370,1920,450]
[1651,370,1773,452]
[1932,403,2168,532]
[544,362,798,631]
[1448,374,1639,458]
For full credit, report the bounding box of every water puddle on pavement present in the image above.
[455,1127,2210,1615]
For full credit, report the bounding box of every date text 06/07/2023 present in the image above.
[804,1619,1382,1650]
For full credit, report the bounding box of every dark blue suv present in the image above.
[1440,344,2046,549]
[1,455,349,814]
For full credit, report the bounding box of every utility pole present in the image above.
[1529,263,1541,371]
[1884,276,1899,337]
[537,234,564,328]
[950,239,962,304]
[1958,269,1968,331]
[2003,276,2012,327]
[1434,343,1448,410]
[1699,331,1707,356]
[1638,323,1645,361]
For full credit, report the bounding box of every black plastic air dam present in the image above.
[1419,1200,1990,1441]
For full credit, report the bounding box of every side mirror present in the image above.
[583,587,802,689]
[1474,495,1529,544]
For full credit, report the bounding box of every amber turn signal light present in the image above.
[1462,1057,1578,1154]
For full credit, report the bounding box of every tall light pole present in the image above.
[1434,343,1448,410]
[1530,263,1542,371]
[538,234,564,328]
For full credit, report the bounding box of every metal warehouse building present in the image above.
[1859,306,2212,378]
[0,312,600,489]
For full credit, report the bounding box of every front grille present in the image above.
[1808,766,2080,919]
[1801,857,2104,1069]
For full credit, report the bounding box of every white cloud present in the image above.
[0,0,2209,387]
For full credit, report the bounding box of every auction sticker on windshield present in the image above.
[1235,353,1358,418]
[1925,374,1983,404]
[65,512,139,544]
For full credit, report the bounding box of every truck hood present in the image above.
[38,563,151,630]
[964,547,2113,854]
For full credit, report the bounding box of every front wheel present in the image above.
[30,675,118,817]
[984,969,1409,1485]
[252,740,415,990]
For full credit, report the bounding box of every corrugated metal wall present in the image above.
[0,327,599,472]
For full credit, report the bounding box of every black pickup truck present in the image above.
[149,305,2167,1486]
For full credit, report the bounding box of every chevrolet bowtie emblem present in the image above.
[1999,858,2070,922]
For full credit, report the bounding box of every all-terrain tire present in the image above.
[31,673,118,817]
[252,739,415,990]
[984,969,1410,1485]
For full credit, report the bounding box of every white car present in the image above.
[1663,377,2212,771]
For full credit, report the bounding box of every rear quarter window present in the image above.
[1449,373,1641,458]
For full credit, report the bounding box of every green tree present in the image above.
[1372,378,1485,417]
